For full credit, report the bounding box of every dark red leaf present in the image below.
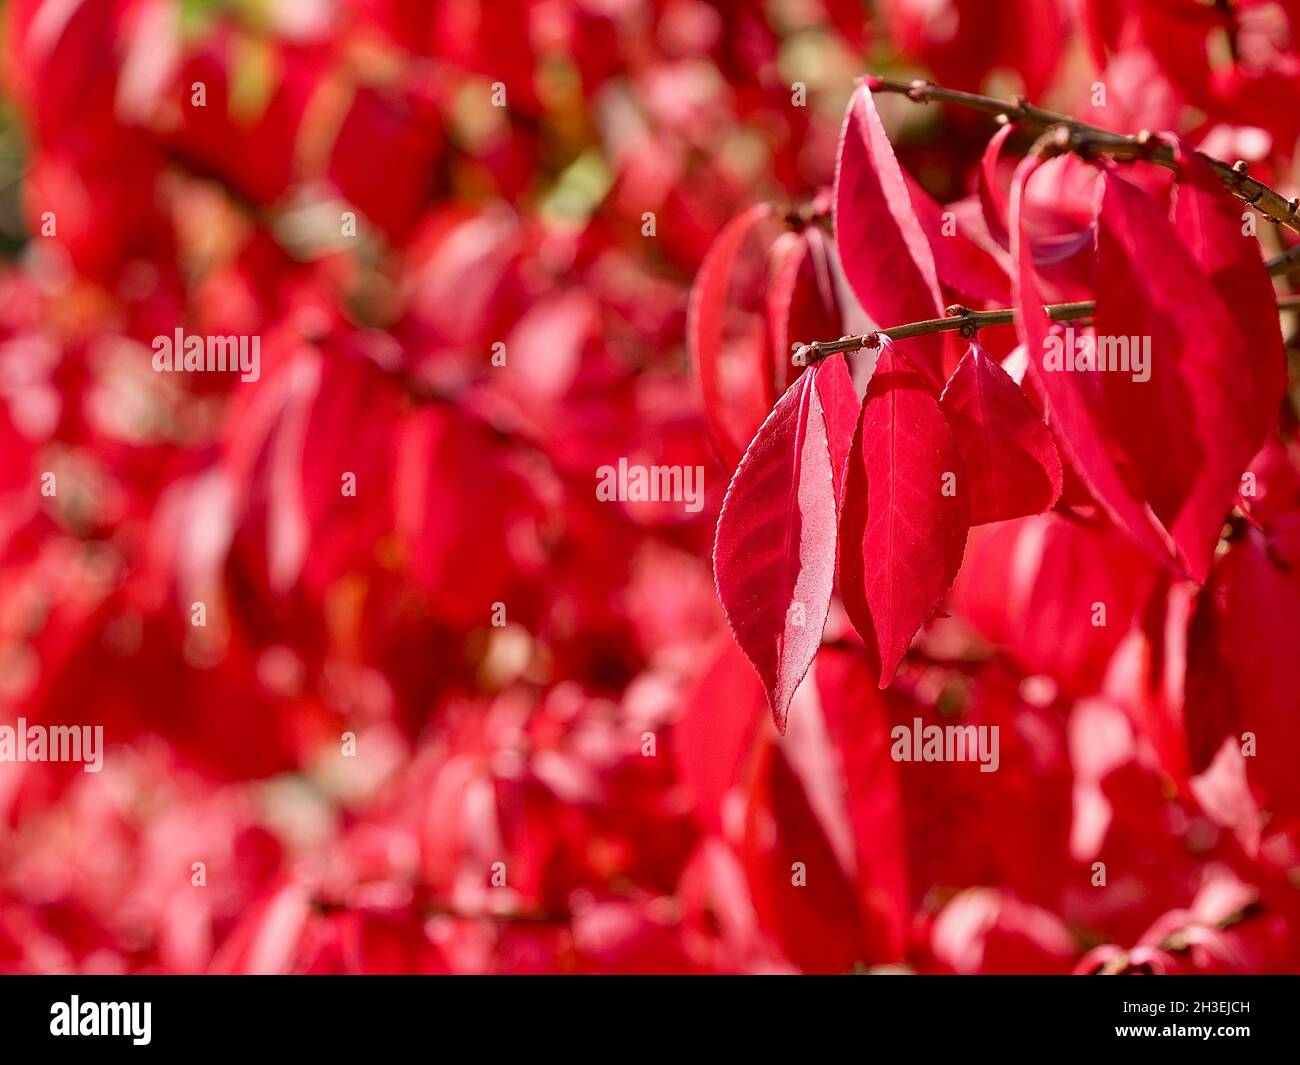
[837,342,970,687]
[939,341,1062,525]
[1184,530,1300,815]
[902,170,1011,304]
[1010,155,1179,570]
[689,202,777,467]
[813,351,860,511]
[765,226,842,397]
[1094,170,1260,581]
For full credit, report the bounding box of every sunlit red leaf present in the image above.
[713,365,840,730]
[835,82,945,385]
[813,351,860,511]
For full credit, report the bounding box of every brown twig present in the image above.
[798,293,1300,364]
[866,75,1300,235]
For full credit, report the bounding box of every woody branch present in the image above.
[865,75,1300,234]
[798,292,1300,365]
[796,92,1300,366]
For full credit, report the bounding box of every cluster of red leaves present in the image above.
[0,0,1297,975]
[700,6,1300,973]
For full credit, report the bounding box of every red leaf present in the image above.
[766,226,842,398]
[741,736,867,972]
[741,648,910,970]
[838,342,970,687]
[834,82,945,385]
[689,202,777,467]
[951,513,1160,693]
[978,122,1017,251]
[1170,142,1287,549]
[713,365,840,730]
[1172,146,1287,422]
[1094,170,1261,581]
[814,647,910,959]
[939,342,1062,524]
[1185,531,1300,816]
[1010,156,1179,570]
[813,351,860,511]
[675,640,766,835]
[902,170,1011,304]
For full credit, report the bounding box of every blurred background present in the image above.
[1,0,1298,974]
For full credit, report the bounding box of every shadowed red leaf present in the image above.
[838,342,970,686]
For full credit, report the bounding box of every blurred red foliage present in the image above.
[0,0,1298,975]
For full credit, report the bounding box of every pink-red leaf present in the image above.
[1094,170,1260,581]
[902,170,1011,304]
[834,82,945,386]
[1010,155,1179,570]
[979,121,1017,251]
[675,640,766,835]
[813,351,859,511]
[689,202,777,467]
[765,226,842,398]
[713,365,840,730]
[1185,530,1300,815]
[838,342,970,687]
[939,342,1062,525]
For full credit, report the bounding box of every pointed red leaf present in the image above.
[939,341,1062,524]
[1010,155,1179,570]
[838,342,970,687]
[741,736,867,971]
[834,82,945,386]
[675,640,766,835]
[814,646,910,959]
[813,351,859,511]
[1185,531,1300,815]
[902,169,1011,304]
[978,121,1017,251]
[713,365,840,730]
[1172,144,1289,418]
[1170,141,1287,567]
[1095,170,1260,581]
[766,226,842,398]
[689,202,777,466]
